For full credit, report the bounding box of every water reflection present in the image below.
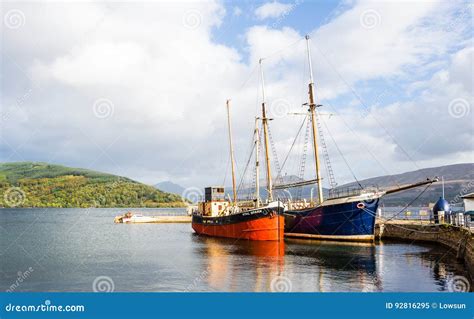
[284,239,379,292]
[190,236,472,292]
[193,235,385,292]
[192,236,285,292]
[405,241,473,292]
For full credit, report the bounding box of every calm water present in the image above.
[0,208,471,292]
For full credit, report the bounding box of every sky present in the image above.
[1,0,473,191]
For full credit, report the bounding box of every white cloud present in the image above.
[244,0,472,184]
[255,1,292,20]
[327,45,473,180]
[1,0,472,189]
[2,1,246,186]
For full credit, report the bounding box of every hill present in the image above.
[340,163,473,189]
[0,162,186,208]
[227,163,473,206]
[346,163,474,206]
[154,181,185,196]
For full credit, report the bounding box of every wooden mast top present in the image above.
[259,59,273,202]
[305,35,324,204]
[226,99,237,205]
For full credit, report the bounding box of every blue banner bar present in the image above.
[1,293,472,319]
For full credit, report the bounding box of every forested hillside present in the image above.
[0,162,186,208]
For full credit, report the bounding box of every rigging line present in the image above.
[319,113,363,189]
[236,115,262,196]
[312,44,420,170]
[236,141,256,194]
[297,115,311,199]
[323,101,400,187]
[222,155,230,187]
[382,183,433,223]
[287,114,308,185]
[303,116,312,196]
[267,122,283,184]
[279,114,308,174]
[236,138,256,194]
[314,110,337,189]
[260,38,304,61]
[250,156,257,200]
[237,63,259,92]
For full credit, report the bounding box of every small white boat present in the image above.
[114,212,157,223]
[121,213,158,223]
[114,212,191,224]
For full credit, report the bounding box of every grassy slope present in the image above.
[0,162,186,208]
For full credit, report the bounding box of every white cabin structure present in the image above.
[462,192,474,212]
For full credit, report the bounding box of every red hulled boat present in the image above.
[192,187,284,241]
[191,87,284,241]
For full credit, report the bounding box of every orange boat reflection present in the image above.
[195,236,285,291]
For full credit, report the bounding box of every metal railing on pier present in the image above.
[380,207,473,233]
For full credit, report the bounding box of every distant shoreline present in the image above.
[0,204,188,209]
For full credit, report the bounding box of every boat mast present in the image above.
[259,59,273,202]
[305,35,324,204]
[226,99,237,205]
[254,117,261,207]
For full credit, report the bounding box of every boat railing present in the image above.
[327,185,381,199]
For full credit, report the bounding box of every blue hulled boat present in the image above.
[284,194,381,241]
[270,35,437,242]
[282,179,437,241]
